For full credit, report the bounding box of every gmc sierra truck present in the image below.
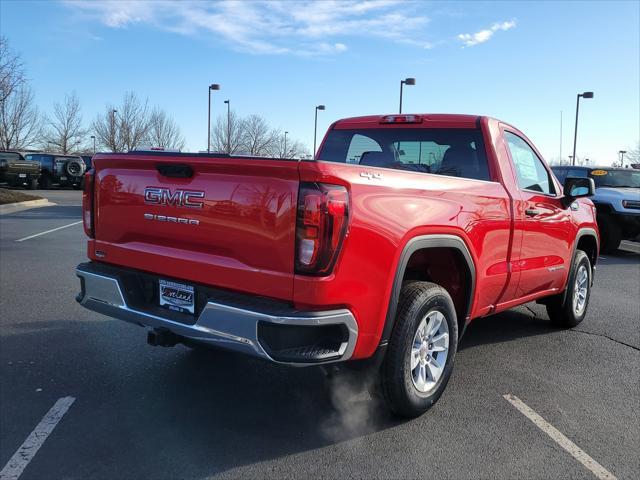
[76,114,599,417]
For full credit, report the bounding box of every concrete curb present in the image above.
[0,198,56,215]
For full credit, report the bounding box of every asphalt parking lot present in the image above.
[1,190,638,480]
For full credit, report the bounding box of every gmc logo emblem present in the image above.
[144,187,205,209]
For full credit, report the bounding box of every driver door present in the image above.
[504,131,574,298]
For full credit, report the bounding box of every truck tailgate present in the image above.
[91,154,299,300]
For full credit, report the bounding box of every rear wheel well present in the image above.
[402,247,472,337]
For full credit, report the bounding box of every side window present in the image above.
[505,132,555,195]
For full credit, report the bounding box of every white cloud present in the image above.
[62,0,432,56]
[457,19,516,47]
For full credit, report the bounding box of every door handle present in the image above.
[525,208,541,217]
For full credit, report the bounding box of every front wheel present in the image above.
[546,250,592,328]
[380,281,458,418]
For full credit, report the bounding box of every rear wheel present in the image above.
[546,250,591,327]
[380,281,458,417]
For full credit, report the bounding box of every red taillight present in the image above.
[380,114,423,124]
[82,170,95,238]
[295,183,349,275]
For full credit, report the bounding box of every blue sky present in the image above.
[1,0,638,164]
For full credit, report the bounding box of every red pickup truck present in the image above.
[76,114,599,417]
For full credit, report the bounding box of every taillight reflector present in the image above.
[295,183,349,275]
[82,169,95,238]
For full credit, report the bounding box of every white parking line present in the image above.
[15,221,82,242]
[0,396,76,480]
[503,394,617,480]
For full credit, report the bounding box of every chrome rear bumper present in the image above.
[76,264,358,365]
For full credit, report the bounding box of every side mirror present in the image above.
[563,177,595,199]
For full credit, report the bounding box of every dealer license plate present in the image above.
[159,279,195,314]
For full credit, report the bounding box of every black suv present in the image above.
[0,151,41,189]
[24,153,86,189]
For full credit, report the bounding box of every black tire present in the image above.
[27,178,38,190]
[65,159,83,177]
[380,281,458,418]
[39,175,52,189]
[597,214,621,254]
[546,250,592,328]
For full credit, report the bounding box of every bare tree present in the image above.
[0,37,40,149]
[625,142,639,166]
[0,84,40,150]
[240,114,278,156]
[148,108,185,149]
[211,110,244,153]
[92,92,151,152]
[93,105,120,152]
[43,92,87,154]
[271,131,309,159]
[0,37,25,103]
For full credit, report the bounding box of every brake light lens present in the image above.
[380,115,423,124]
[295,183,349,275]
[82,169,95,238]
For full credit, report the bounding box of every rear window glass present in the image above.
[318,128,491,181]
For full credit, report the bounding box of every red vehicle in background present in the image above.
[76,114,598,417]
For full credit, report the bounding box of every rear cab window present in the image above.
[318,128,492,181]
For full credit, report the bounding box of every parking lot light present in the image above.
[314,105,325,158]
[208,84,220,153]
[399,77,416,114]
[224,100,230,153]
[619,150,627,167]
[571,91,594,166]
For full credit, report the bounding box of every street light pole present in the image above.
[224,100,230,154]
[111,110,118,152]
[619,150,627,167]
[207,84,220,153]
[399,77,416,114]
[314,105,325,158]
[91,135,96,154]
[284,131,288,158]
[571,91,594,166]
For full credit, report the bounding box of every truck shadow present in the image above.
[459,307,557,350]
[4,308,561,478]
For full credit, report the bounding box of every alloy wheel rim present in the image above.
[410,310,450,393]
[573,264,589,315]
